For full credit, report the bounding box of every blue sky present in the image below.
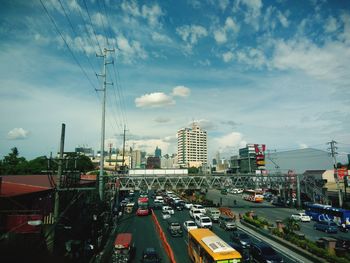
[0,0,349,162]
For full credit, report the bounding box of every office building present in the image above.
[177,123,207,168]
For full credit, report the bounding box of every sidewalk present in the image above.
[237,220,326,263]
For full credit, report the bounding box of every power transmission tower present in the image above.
[328,140,343,207]
[97,47,114,201]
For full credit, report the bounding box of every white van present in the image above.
[205,207,220,222]
[195,215,212,229]
[154,196,164,204]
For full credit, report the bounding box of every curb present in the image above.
[240,220,328,263]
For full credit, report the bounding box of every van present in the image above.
[205,207,220,222]
[218,214,237,231]
[314,221,338,233]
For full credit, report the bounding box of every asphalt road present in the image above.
[206,189,350,242]
[114,209,170,263]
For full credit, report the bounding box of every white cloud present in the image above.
[272,38,350,83]
[214,132,246,149]
[218,0,230,11]
[91,12,107,29]
[141,4,164,27]
[135,92,175,108]
[7,128,30,140]
[213,17,239,44]
[116,35,148,63]
[236,48,267,68]
[121,0,164,28]
[222,51,234,62]
[277,11,289,28]
[172,86,191,97]
[154,117,171,123]
[324,16,339,33]
[214,30,227,44]
[176,25,208,46]
[151,32,172,43]
[299,143,308,149]
[225,17,240,33]
[235,0,263,30]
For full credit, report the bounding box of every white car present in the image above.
[183,220,198,232]
[162,210,171,220]
[162,205,174,215]
[190,209,203,219]
[191,204,206,214]
[195,215,212,229]
[184,202,193,209]
[290,213,311,222]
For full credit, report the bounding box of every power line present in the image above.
[39,0,98,92]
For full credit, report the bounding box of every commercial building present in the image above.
[229,144,266,174]
[177,123,208,168]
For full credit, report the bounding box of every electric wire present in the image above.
[57,0,99,80]
[39,0,98,93]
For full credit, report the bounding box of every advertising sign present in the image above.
[336,168,348,180]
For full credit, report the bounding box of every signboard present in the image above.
[336,168,348,180]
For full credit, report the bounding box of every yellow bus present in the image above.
[188,228,241,263]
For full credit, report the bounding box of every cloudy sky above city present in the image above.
[0,0,349,161]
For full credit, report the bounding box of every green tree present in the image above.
[1,147,28,175]
[27,156,49,174]
[188,167,199,174]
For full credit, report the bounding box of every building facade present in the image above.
[177,123,208,168]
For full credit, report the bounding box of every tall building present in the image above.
[155,146,162,158]
[177,122,207,168]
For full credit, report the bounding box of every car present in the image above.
[162,205,174,215]
[191,204,206,214]
[228,242,250,263]
[313,221,338,233]
[183,220,198,232]
[184,202,193,209]
[218,214,237,231]
[290,212,311,222]
[190,208,203,218]
[141,247,161,263]
[195,215,212,229]
[161,210,171,220]
[174,201,185,211]
[231,231,252,248]
[167,221,183,237]
[250,242,283,263]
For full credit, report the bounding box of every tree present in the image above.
[1,147,28,175]
[188,167,199,174]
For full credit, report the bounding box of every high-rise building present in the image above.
[155,146,162,158]
[177,122,207,168]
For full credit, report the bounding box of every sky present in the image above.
[0,0,350,162]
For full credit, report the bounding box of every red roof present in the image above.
[0,175,55,197]
[114,233,132,248]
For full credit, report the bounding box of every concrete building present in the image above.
[177,123,208,168]
[131,150,142,168]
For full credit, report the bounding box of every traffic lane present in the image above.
[115,211,169,263]
[210,221,295,263]
[155,206,294,263]
[153,209,191,263]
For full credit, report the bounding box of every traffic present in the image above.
[112,188,350,263]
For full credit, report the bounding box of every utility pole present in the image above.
[97,48,114,201]
[328,140,343,207]
[122,125,127,174]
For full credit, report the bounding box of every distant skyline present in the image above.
[0,0,349,162]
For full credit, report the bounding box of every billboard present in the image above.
[254,144,266,170]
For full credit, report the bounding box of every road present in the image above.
[206,189,349,242]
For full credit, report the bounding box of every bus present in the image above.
[136,197,149,216]
[242,190,264,203]
[188,228,242,263]
[304,203,350,229]
[113,233,133,263]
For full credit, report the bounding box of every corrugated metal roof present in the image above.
[1,181,52,197]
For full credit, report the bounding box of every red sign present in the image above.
[336,168,348,180]
[254,144,266,154]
